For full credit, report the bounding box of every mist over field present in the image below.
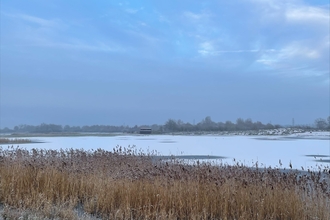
[0,0,329,128]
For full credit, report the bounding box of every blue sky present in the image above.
[0,0,329,127]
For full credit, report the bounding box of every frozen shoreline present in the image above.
[1,130,329,171]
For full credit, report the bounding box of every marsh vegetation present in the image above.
[0,138,33,144]
[0,146,329,219]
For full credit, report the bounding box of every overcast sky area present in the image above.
[0,0,329,128]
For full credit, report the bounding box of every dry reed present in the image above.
[0,145,329,219]
[0,138,32,144]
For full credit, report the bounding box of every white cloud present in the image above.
[256,40,329,77]
[286,5,329,25]
[198,41,216,56]
[187,0,329,80]
[250,0,329,28]
[279,43,320,59]
[183,11,212,21]
[256,59,277,66]
[245,0,329,78]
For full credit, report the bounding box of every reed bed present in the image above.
[0,138,32,144]
[0,145,329,219]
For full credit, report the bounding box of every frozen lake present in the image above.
[2,132,330,170]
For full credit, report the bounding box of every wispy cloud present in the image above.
[198,40,276,56]
[286,5,329,25]
[198,41,216,56]
[43,40,124,53]
[2,39,124,53]
[280,43,321,59]
[158,13,170,23]
[198,0,330,78]
[183,11,212,20]
[1,12,124,54]
[3,12,63,29]
[125,7,144,14]
[256,39,329,77]
[216,50,275,53]
[20,14,58,26]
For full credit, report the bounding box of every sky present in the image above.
[0,0,329,128]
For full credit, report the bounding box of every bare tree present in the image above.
[315,118,327,130]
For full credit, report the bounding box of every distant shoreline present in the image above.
[1,128,329,139]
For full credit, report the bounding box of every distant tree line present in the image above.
[0,123,136,134]
[162,116,330,132]
[163,117,281,132]
[0,116,329,134]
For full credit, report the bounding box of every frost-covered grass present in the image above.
[0,146,329,219]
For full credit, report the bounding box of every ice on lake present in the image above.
[2,132,330,170]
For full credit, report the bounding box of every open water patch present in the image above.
[285,136,330,141]
[159,140,177,143]
[135,138,157,141]
[314,159,330,163]
[305,154,329,158]
[116,137,131,140]
[254,137,295,141]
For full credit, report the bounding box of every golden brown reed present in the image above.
[0,145,329,219]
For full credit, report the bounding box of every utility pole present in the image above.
[292,118,295,127]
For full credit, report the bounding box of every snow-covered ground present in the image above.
[1,131,329,170]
